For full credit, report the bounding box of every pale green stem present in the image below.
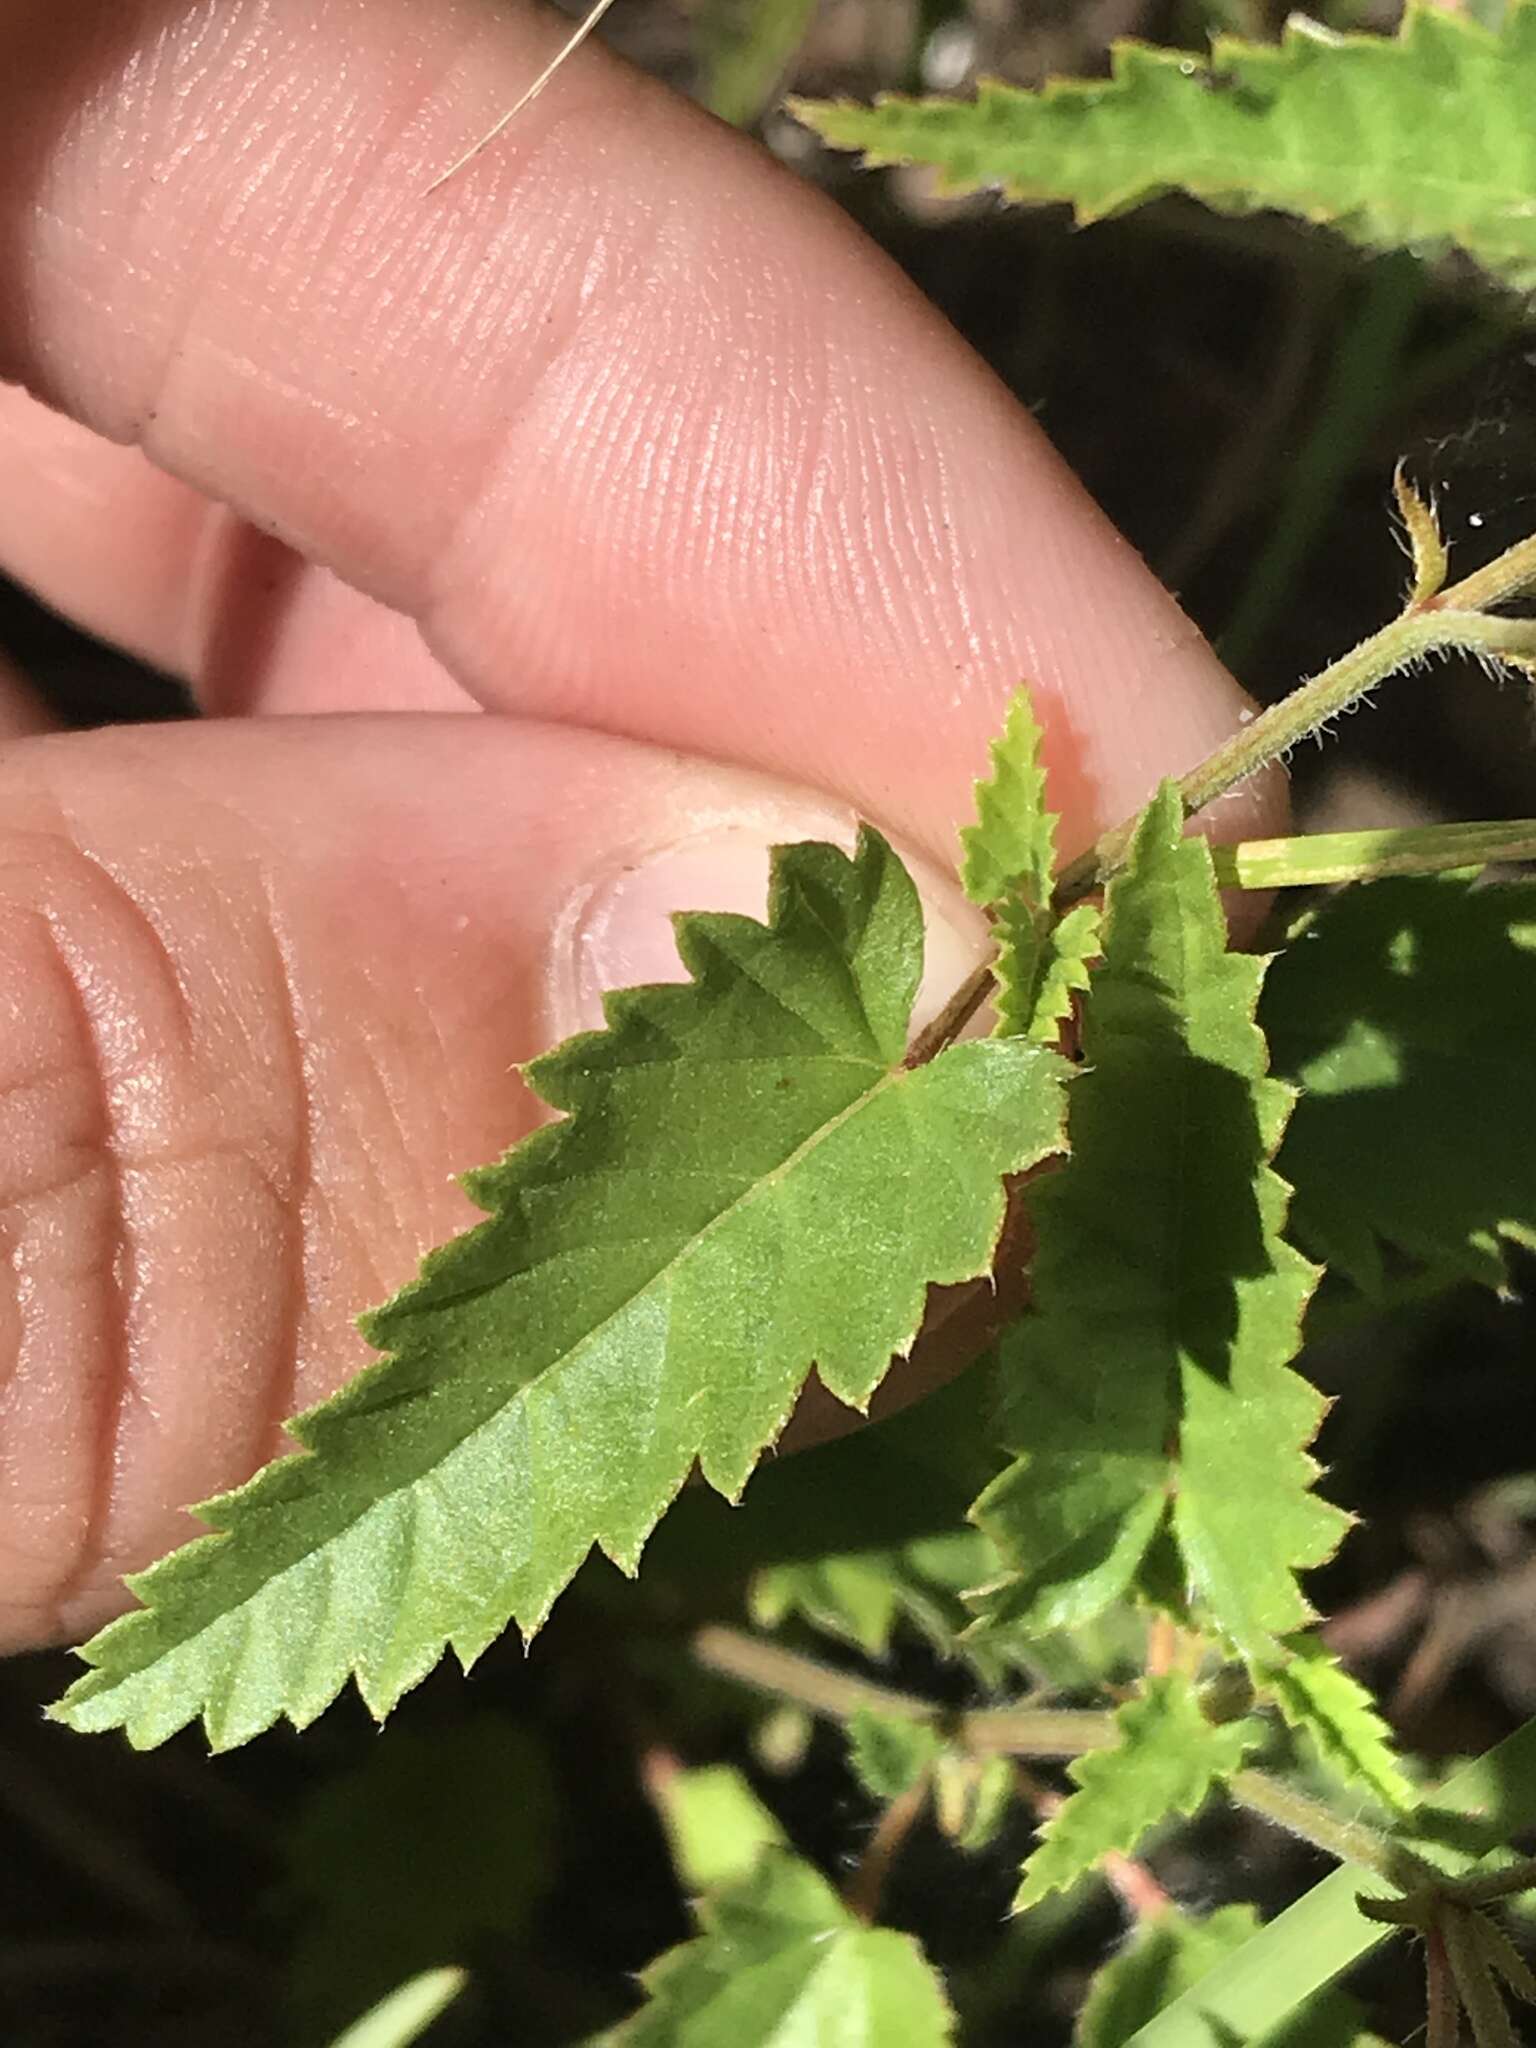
[1055,600,1536,907]
[1211,817,1536,891]
[1227,1769,1414,1885]
[692,1625,1113,1757]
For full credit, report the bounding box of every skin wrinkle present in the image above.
[31,909,135,1634]
[252,866,316,1468]
[0,782,313,1638]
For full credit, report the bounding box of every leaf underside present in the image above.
[55,831,1065,1749]
[1017,1673,1262,1909]
[972,786,1348,1664]
[793,2,1536,291]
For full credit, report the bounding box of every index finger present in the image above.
[0,0,1270,863]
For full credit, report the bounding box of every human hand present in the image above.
[0,0,1274,1654]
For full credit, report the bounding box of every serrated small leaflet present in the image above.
[1260,1634,1414,1812]
[958,689,1100,1041]
[53,830,1065,1750]
[1016,1674,1262,1911]
[971,786,1348,1662]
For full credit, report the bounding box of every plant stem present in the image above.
[1055,599,1536,907]
[1228,1770,1408,1884]
[692,1625,1114,1757]
[843,1776,929,1923]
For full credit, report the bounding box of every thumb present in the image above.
[0,714,987,1651]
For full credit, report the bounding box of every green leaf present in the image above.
[972,787,1347,1661]
[1078,1905,1390,2048]
[1259,1635,1415,1813]
[654,1766,788,1895]
[1025,900,1102,1045]
[1264,873,1536,1292]
[934,1750,1017,1853]
[752,1525,1039,1685]
[959,689,1099,1040]
[961,691,1056,915]
[325,1970,467,2048]
[847,1709,942,1800]
[283,1716,554,2040]
[695,0,818,128]
[605,1848,955,2045]
[1080,1906,1260,2047]
[1122,1716,1536,2044]
[54,829,1066,1750]
[791,3,1536,292]
[1017,1674,1262,1911]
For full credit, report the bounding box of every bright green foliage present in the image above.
[694,0,818,127]
[325,1971,467,2048]
[284,1717,554,2039]
[792,3,1536,292]
[960,689,1100,1040]
[847,1709,943,1799]
[1078,1905,1389,2048]
[961,691,1056,914]
[972,787,1347,1662]
[1265,874,1536,1292]
[52,830,1065,1749]
[1260,1635,1414,1812]
[1017,1675,1262,1911]
[653,1765,787,1895]
[604,1849,955,2045]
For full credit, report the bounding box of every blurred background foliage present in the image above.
[6,2,1536,2042]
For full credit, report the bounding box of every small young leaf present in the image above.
[1016,1674,1262,1911]
[1264,873,1536,1292]
[959,689,1098,1040]
[1259,1635,1414,1813]
[972,787,1347,1661]
[54,829,1066,1749]
[960,691,1056,915]
[655,1766,787,1895]
[604,1848,955,2045]
[847,1709,942,1801]
[793,4,1536,292]
[935,1751,1017,1853]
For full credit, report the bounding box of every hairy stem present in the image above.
[1056,602,1536,906]
[692,1625,1113,1757]
[1228,1769,1413,1884]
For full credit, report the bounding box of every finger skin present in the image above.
[0,714,979,1651]
[0,0,1277,864]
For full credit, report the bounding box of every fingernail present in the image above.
[547,810,989,1045]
